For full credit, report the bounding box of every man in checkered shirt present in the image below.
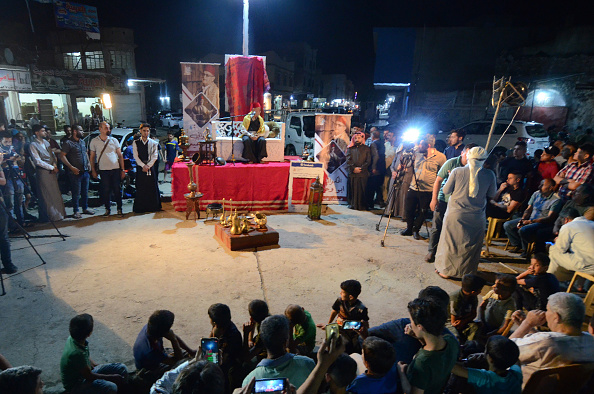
[554,143,594,200]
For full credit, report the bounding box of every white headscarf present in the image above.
[467,147,488,198]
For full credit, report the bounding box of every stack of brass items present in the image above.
[250,212,268,230]
[219,199,262,235]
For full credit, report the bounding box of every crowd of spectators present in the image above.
[1,279,593,393]
[0,121,172,276]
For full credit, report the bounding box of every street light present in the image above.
[243,0,249,56]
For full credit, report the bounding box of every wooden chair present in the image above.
[567,271,594,318]
[522,363,594,394]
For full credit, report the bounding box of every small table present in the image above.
[184,192,203,220]
[198,141,217,165]
[214,223,279,251]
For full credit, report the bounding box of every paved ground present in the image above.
[1,199,524,392]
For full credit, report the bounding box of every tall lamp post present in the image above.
[242,0,249,56]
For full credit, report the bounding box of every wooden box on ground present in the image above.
[214,223,279,251]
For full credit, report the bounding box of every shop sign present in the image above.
[0,69,32,91]
[54,1,100,34]
[30,67,127,94]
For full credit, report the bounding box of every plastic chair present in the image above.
[484,217,508,255]
[522,363,594,394]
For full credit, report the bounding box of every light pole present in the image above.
[242,0,249,56]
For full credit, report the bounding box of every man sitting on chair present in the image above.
[242,103,268,164]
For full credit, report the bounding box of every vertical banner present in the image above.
[314,114,352,203]
[181,62,220,153]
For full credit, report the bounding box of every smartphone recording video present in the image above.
[201,338,219,364]
[254,378,286,393]
[342,320,361,330]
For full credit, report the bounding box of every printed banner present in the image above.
[30,67,127,95]
[54,1,100,34]
[0,69,32,91]
[181,62,220,153]
[314,114,352,203]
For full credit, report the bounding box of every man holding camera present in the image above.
[0,154,18,275]
[401,135,446,240]
[0,131,26,228]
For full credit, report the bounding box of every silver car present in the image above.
[457,120,548,155]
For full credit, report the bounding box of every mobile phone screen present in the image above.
[325,323,339,341]
[201,338,219,364]
[254,378,285,393]
[343,320,361,330]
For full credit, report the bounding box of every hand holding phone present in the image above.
[201,338,219,364]
[342,320,362,330]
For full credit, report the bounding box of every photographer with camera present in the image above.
[401,135,446,240]
[0,131,26,229]
[0,153,17,275]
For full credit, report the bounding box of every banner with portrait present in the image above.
[181,62,220,153]
[314,114,352,203]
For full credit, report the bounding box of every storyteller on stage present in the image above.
[241,103,268,163]
[346,131,371,210]
[132,124,161,213]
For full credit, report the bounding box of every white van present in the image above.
[457,120,548,155]
[283,113,316,156]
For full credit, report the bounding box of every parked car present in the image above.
[83,127,136,151]
[454,120,548,155]
[162,113,183,128]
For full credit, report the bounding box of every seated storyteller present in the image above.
[397,298,459,394]
[60,314,128,393]
[285,304,317,356]
[317,279,369,354]
[133,310,196,384]
[242,299,270,363]
[447,274,486,341]
[346,336,399,394]
[241,102,268,163]
[450,335,522,394]
[241,315,315,389]
[466,274,517,342]
[486,171,524,219]
[514,253,560,311]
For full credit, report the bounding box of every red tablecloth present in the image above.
[171,161,291,211]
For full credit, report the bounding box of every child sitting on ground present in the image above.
[285,304,317,356]
[208,303,243,391]
[448,274,486,342]
[61,314,128,393]
[451,335,522,394]
[397,298,459,394]
[242,299,270,363]
[346,336,398,393]
[467,274,517,342]
[317,279,369,354]
[514,252,560,311]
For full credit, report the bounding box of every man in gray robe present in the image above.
[434,147,497,279]
[29,125,66,222]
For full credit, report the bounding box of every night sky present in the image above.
[2,0,592,101]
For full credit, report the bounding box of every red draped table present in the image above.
[171,161,293,212]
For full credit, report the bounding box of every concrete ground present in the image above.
[1,197,524,393]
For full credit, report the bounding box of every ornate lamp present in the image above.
[178,129,190,161]
[307,176,324,220]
